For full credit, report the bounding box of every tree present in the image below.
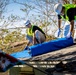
[63,0,76,4]
[13,0,58,35]
[0,14,26,51]
[0,0,10,17]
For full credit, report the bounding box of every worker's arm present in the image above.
[24,41,30,50]
[58,15,62,29]
[57,19,62,37]
[58,19,62,29]
[26,41,30,46]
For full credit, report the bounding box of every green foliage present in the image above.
[0,29,26,50]
[4,30,25,43]
[1,29,9,33]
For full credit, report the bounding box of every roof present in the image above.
[24,44,76,61]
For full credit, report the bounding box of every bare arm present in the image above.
[58,19,62,29]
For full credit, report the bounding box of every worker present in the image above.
[54,3,76,38]
[24,20,46,50]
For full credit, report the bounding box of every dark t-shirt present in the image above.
[58,8,76,22]
[32,25,46,38]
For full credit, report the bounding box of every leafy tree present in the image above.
[0,0,10,17]
[0,0,26,50]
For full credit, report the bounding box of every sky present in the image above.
[4,0,26,18]
[2,0,73,19]
[3,0,58,19]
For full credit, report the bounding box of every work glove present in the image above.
[66,32,72,38]
[24,46,29,50]
[57,28,61,37]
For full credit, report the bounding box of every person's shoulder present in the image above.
[33,25,38,28]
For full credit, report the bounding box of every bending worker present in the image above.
[25,20,46,49]
[54,3,76,38]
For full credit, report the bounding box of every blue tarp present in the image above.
[11,37,74,58]
[30,37,73,56]
[10,50,31,58]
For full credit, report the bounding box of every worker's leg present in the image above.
[35,30,46,43]
[73,20,76,42]
[72,29,75,37]
[63,21,70,37]
[26,35,33,43]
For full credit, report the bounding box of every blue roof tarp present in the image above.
[11,37,74,58]
[10,50,31,58]
[30,37,73,56]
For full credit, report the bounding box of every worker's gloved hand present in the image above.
[57,28,61,37]
[24,46,29,50]
[66,32,72,38]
